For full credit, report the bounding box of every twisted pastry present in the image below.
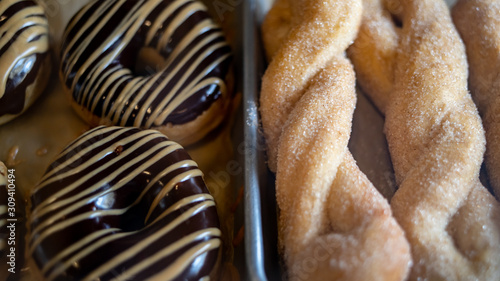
[453,0,500,198]
[260,1,411,280]
[261,0,364,172]
[349,0,500,279]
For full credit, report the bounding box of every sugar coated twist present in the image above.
[260,0,412,280]
[350,0,500,279]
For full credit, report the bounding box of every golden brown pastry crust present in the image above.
[261,1,411,280]
[276,59,411,281]
[350,0,500,279]
[260,0,365,172]
[453,0,500,198]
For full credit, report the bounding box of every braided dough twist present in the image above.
[453,0,500,198]
[260,0,411,280]
[349,0,500,279]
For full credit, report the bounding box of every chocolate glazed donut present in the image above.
[0,0,51,125]
[28,126,221,281]
[60,0,233,145]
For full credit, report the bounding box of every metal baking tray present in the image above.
[243,0,459,280]
[243,1,281,280]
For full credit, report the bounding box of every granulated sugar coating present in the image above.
[261,0,364,172]
[350,0,500,280]
[260,0,412,280]
[453,0,500,199]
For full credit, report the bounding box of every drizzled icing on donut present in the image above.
[28,126,221,281]
[60,0,232,127]
[0,0,49,116]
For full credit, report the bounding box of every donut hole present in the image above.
[134,47,167,76]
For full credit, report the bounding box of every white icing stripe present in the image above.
[60,0,99,43]
[145,0,188,44]
[136,159,199,205]
[114,229,220,281]
[149,193,212,226]
[147,239,219,281]
[46,231,133,281]
[37,130,142,190]
[30,148,195,239]
[38,128,152,186]
[155,2,206,52]
[140,41,229,127]
[133,29,223,124]
[164,20,219,64]
[156,55,230,125]
[0,1,10,15]
[30,209,128,255]
[87,67,128,111]
[74,1,159,104]
[0,9,46,49]
[34,128,155,195]
[100,75,139,116]
[58,125,116,155]
[62,0,130,78]
[45,201,215,281]
[0,2,49,99]
[82,201,216,281]
[44,200,215,281]
[29,127,220,280]
[32,138,181,220]
[145,169,204,223]
[41,228,120,275]
[82,64,121,108]
[61,0,231,128]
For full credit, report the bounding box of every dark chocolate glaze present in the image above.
[60,0,232,127]
[0,53,46,115]
[0,0,50,117]
[28,126,221,281]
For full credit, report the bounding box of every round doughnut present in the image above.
[0,0,51,125]
[60,0,233,146]
[27,126,221,281]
